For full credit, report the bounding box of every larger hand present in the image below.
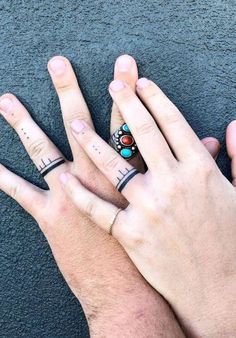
[0,58,187,337]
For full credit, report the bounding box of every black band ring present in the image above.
[116,168,139,192]
[39,157,66,177]
[109,123,139,160]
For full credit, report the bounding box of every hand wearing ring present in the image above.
[0,55,222,337]
[60,78,236,336]
[0,56,152,337]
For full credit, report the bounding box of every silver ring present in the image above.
[108,208,122,235]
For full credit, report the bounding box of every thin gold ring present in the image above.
[108,208,122,235]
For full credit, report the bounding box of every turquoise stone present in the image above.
[121,148,132,158]
[122,124,130,133]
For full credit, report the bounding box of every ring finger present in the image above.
[70,120,144,201]
[0,93,67,187]
[110,55,138,134]
[110,55,145,172]
[109,80,176,171]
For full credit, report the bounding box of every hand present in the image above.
[61,78,236,337]
[0,56,189,337]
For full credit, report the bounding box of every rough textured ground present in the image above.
[0,1,235,337]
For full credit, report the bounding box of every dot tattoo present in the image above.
[38,156,65,177]
[116,167,139,192]
[92,145,101,154]
[21,128,30,140]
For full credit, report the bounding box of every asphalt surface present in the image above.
[0,1,235,337]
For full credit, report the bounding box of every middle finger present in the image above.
[48,56,94,163]
[108,80,176,171]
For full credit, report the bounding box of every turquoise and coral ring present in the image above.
[109,123,138,160]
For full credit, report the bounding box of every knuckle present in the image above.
[145,86,160,100]
[57,82,74,93]
[118,223,145,248]
[9,183,21,200]
[126,231,144,248]
[67,182,76,198]
[119,89,136,103]
[28,139,50,159]
[84,198,96,218]
[164,108,181,126]
[135,122,156,137]
[65,112,90,125]
[114,212,145,248]
[103,155,120,171]
[202,162,217,179]
[193,156,217,177]
[11,117,26,130]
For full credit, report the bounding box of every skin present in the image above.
[0,55,189,338]
[60,78,236,338]
[0,55,219,337]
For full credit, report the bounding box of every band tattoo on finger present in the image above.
[38,157,65,177]
[90,144,138,192]
[116,167,139,192]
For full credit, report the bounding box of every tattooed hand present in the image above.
[60,78,236,337]
[0,56,219,337]
[0,55,187,338]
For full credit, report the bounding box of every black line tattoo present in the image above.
[116,167,139,192]
[38,156,65,177]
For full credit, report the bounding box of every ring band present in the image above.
[109,208,122,235]
[109,123,138,160]
[116,168,139,192]
[39,156,66,177]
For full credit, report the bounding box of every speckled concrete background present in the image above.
[0,1,235,337]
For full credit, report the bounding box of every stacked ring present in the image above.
[109,123,138,160]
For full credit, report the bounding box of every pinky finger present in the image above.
[226,121,236,186]
[60,172,123,234]
[0,164,46,216]
[201,137,220,160]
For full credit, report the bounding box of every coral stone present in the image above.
[121,135,133,146]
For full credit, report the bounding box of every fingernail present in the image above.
[49,57,66,75]
[205,141,220,159]
[71,119,86,133]
[109,80,125,91]
[115,55,133,72]
[136,78,151,89]
[0,97,13,114]
[60,172,69,184]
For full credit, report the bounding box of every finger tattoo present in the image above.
[116,167,139,192]
[38,157,65,177]
[21,128,30,140]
